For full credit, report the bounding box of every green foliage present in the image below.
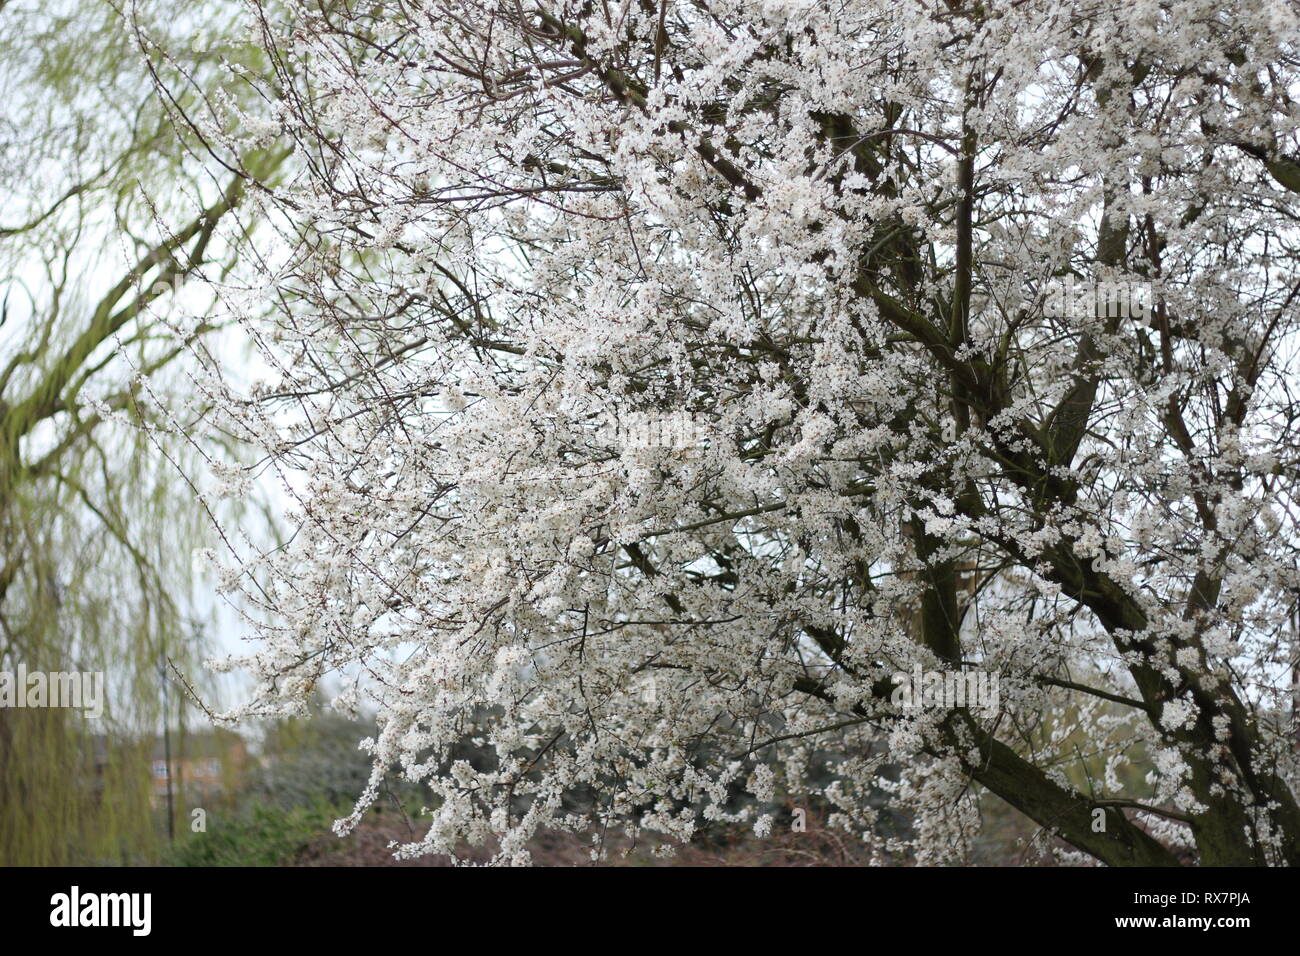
[0,713,162,865]
[164,799,348,867]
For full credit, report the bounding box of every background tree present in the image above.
[0,0,283,864]
[206,0,1300,865]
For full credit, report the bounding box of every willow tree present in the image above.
[208,0,1300,865]
[0,0,283,864]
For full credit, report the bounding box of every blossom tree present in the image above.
[199,0,1300,865]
